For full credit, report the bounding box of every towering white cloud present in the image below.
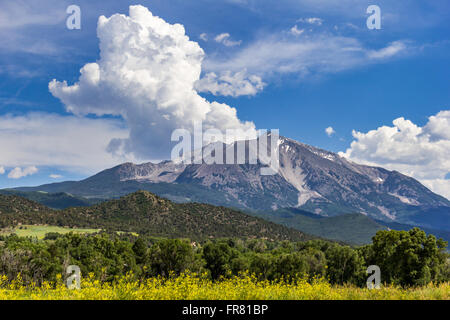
[340,110,450,199]
[49,5,255,160]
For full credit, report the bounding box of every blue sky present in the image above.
[0,0,449,198]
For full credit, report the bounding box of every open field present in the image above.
[0,225,100,240]
[0,274,448,300]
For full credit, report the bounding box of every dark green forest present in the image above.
[0,228,448,288]
[0,192,311,241]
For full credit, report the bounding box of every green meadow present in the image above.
[0,225,100,240]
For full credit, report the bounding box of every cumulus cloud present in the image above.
[214,33,242,47]
[49,174,63,179]
[199,33,208,41]
[8,166,38,179]
[425,110,450,140]
[325,126,335,137]
[340,110,450,199]
[420,179,450,201]
[195,70,265,97]
[49,5,255,160]
[0,113,130,174]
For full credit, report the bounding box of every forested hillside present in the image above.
[0,191,311,241]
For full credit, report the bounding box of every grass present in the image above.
[0,225,100,240]
[116,230,139,237]
[0,273,448,300]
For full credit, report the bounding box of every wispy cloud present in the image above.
[0,0,67,55]
[297,17,323,25]
[0,0,66,29]
[368,41,408,59]
[0,112,130,174]
[204,33,411,79]
[214,33,242,47]
[290,25,305,36]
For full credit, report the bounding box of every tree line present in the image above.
[0,228,448,287]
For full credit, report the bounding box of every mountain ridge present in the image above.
[0,191,312,241]
[9,135,450,231]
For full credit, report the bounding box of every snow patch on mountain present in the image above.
[388,192,420,205]
[377,206,396,220]
[278,141,322,206]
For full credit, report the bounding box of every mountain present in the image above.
[254,208,450,245]
[11,136,450,231]
[256,209,386,245]
[1,192,447,245]
[0,193,54,228]
[0,191,311,241]
[0,193,49,215]
[0,190,97,209]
